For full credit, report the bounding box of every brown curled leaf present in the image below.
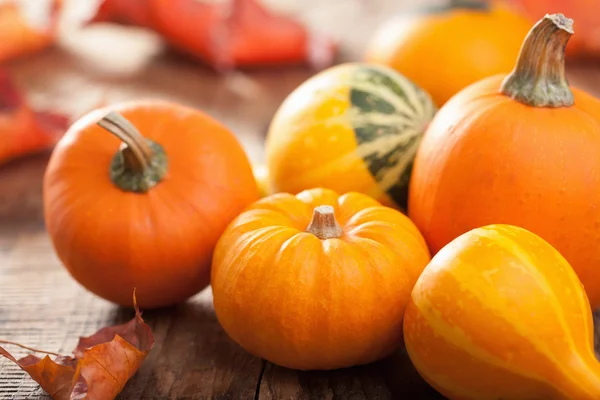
[0,292,154,400]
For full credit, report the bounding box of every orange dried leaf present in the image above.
[0,296,154,400]
[0,0,63,63]
[0,69,69,166]
[89,0,337,69]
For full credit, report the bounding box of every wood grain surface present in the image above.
[2,0,600,399]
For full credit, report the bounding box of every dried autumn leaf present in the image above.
[92,0,154,28]
[0,294,154,400]
[89,0,337,69]
[0,68,69,166]
[0,0,63,63]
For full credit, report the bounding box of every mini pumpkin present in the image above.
[408,14,600,308]
[211,187,431,370]
[265,62,436,211]
[364,0,532,106]
[43,100,259,309]
[404,224,600,399]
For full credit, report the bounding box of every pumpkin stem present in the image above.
[97,111,168,193]
[306,205,343,240]
[448,0,487,10]
[500,13,574,108]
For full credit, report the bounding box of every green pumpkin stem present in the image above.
[306,205,343,240]
[500,13,574,108]
[97,111,168,193]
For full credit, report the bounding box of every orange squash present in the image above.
[404,224,600,399]
[211,187,431,370]
[408,14,600,308]
[364,0,532,106]
[43,100,259,309]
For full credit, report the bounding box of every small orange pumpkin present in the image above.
[408,14,600,308]
[211,187,431,370]
[43,100,259,309]
[404,224,600,399]
[364,0,532,106]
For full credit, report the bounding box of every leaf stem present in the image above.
[0,339,61,357]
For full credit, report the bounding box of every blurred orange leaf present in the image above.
[0,0,63,63]
[90,0,336,70]
[0,69,69,166]
[0,293,154,400]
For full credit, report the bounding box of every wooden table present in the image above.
[2,1,600,398]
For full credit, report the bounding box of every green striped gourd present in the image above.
[264,62,436,209]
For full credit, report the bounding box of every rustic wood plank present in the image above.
[258,362,393,400]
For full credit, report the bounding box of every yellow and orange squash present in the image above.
[265,63,436,211]
[211,187,431,370]
[404,224,600,399]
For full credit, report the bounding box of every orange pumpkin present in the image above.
[364,0,532,106]
[43,100,259,309]
[211,187,431,370]
[404,224,600,399]
[408,14,600,308]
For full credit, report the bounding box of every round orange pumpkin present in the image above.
[404,224,600,399]
[43,100,259,309]
[364,0,532,106]
[408,14,600,308]
[211,187,431,370]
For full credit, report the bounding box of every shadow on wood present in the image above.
[0,152,51,230]
[258,347,444,400]
[119,297,264,399]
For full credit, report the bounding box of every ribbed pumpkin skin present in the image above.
[211,188,431,370]
[265,62,436,210]
[404,224,600,400]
